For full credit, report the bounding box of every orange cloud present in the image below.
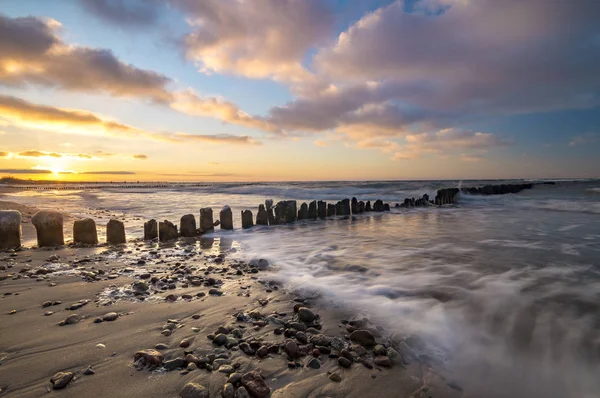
[133,154,148,159]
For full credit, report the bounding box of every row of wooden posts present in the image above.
[0,183,538,250]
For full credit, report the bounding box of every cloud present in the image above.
[79,0,161,28]
[0,94,260,145]
[313,140,329,147]
[312,1,600,115]
[80,171,136,175]
[0,14,173,103]
[0,168,52,174]
[133,154,148,159]
[568,133,598,147]
[170,89,277,133]
[389,128,510,161]
[0,151,8,157]
[18,150,62,158]
[174,0,333,84]
[0,14,268,128]
[174,133,261,146]
[460,154,486,162]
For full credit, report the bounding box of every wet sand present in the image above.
[0,199,462,398]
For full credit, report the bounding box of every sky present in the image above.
[0,0,599,182]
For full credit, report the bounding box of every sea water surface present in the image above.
[4,179,600,397]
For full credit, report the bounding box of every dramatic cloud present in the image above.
[313,0,600,115]
[0,14,268,128]
[0,14,173,103]
[175,0,333,83]
[132,154,148,159]
[0,95,261,145]
[80,171,136,175]
[80,0,161,27]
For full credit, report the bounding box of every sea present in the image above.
[3,179,600,398]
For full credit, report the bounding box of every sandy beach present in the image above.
[0,197,461,398]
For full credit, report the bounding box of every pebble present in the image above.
[234,386,250,398]
[256,345,269,358]
[179,382,209,398]
[284,340,299,359]
[241,371,270,398]
[103,312,118,322]
[42,301,53,308]
[213,334,229,346]
[50,371,74,389]
[329,372,342,382]
[186,362,197,371]
[349,330,375,347]
[228,373,243,385]
[180,338,191,348]
[44,311,53,316]
[338,357,352,368]
[165,357,186,371]
[155,343,168,350]
[307,357,320,369]
[374,355,392,367]
[297,307,316,323]
[133,349,164,368]
[222,383,235,398]
[83,366,95,375]
[63,314,80,325]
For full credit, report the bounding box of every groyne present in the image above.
[0,182,538,249]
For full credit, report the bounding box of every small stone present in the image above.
[9,310,16,315]
[307,357,320,369]
[213,334,229,346]
[338,357,352,368]
[297,307,316,323]
[83,366,95,375]
[222,383,235,398]
[50,371,74,389]
[165,294,178,302]
[180,382,209,398]
[374,355,392,367]
[228,373,243,385]
[373,344,387,356]
[256,345,269,358]
[209,288,223,296]
[329,372,342,382]
[103,312,118,322]
[295,331,307,344]
[42,301,52,308]
[63,314,80,325]
[284,340,299,359]
[180,338,191,348]
[165,357,187,371]
[241,371,270,398]
[155,343,168,350]
[186,362,197,371]
[219,365,235,374]
[234,386,250,398]
[349,330,375,347]
[133,349,164,368]
[44,311,54,316]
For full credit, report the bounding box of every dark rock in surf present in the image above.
[365,201,372,212]
[308,200,317,219]
[298,203,308,220]
[327,203,336,217]
[351,197,358,214]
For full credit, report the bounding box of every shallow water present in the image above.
[4,179,600,397]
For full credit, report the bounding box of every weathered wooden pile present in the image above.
[0,182,539,249]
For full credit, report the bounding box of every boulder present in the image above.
[199,208,214,233]
[241,210,254,229]
[134,349,164,368]
[0,210,21,249]
[159,220,178,242]
[106,219,126,244]
[180,214,197,237]
[336,199,350,216]
[144,219,158,240]
[350,329,376,346]
[220,206,233,230]
[73,218,98,245]
[317,201,327,218]
[365,201,372,212]
[298,203,308,220]
[31,210,64,247]
[384,203,390,211]
[256,204,268,225]
[373,200,385,212]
